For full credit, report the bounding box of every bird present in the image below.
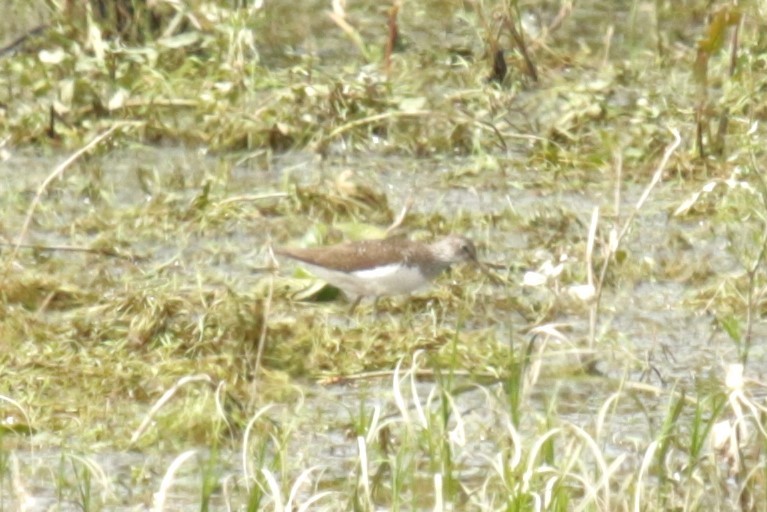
[274,235,480,311]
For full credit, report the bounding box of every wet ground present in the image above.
[3,140,763,508]
[2,0,765,509]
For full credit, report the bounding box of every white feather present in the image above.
[302,263,429,297]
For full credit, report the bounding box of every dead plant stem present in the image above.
[589,128,681,347]
[7,122,134,267]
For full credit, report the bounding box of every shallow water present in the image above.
[3,140,759,508]
[2,0,763,509]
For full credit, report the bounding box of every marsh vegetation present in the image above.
[1,0,766,510]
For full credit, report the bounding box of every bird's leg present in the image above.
[349,295,363,314]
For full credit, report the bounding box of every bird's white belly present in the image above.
[303,263,429,297]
